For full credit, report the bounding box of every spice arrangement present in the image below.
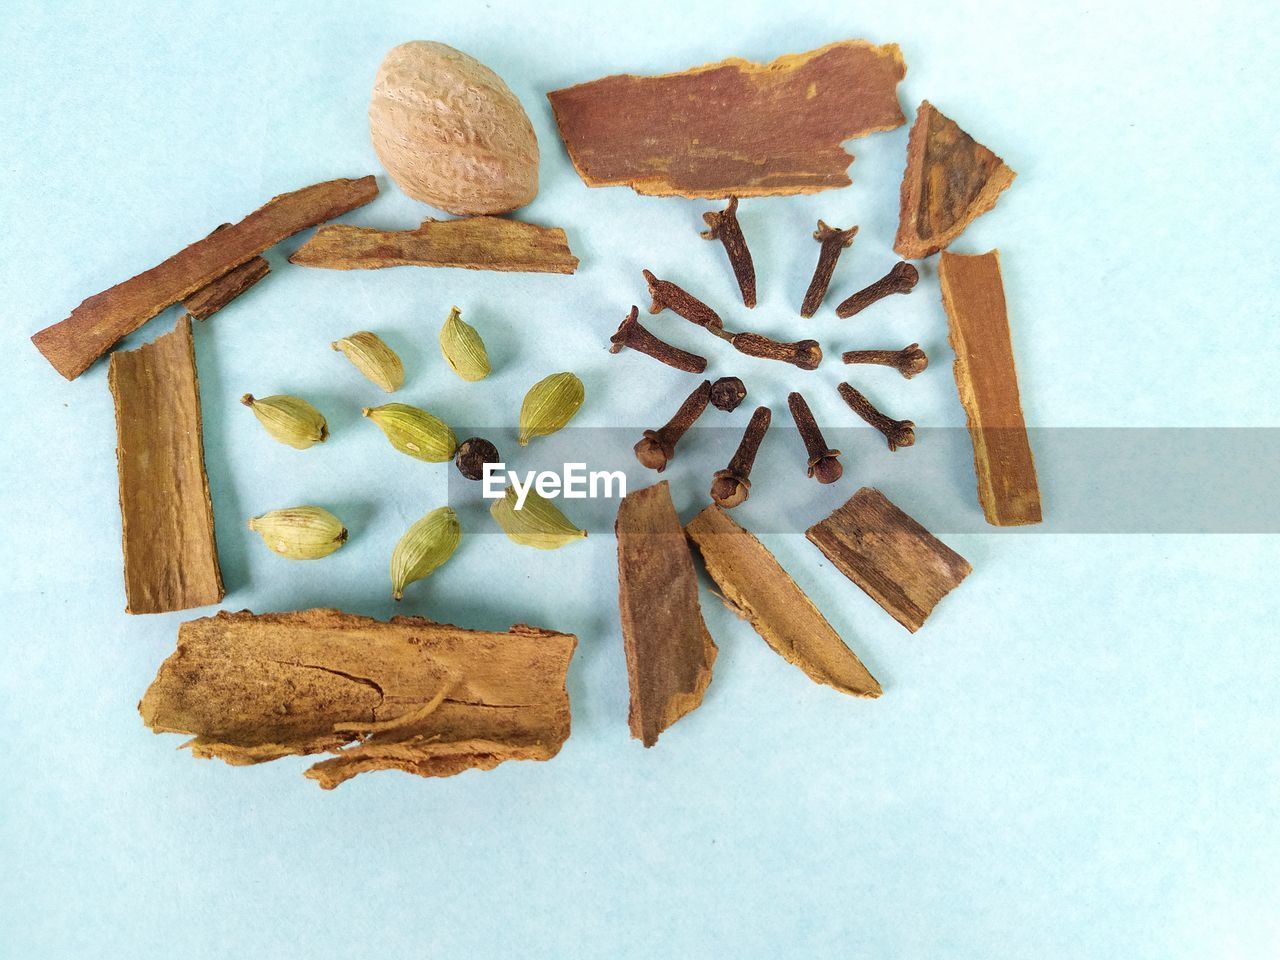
[31,34,1039,785]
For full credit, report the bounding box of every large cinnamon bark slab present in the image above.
[107,316,223,614]
[548,40,906,198]
[32,176,377,379]
[686,505,880,698]
[806,488,971,633]
[894,101,1015,259]
[938,250,1042,526]
[139,608,577,789]
[290,217,578,273]
[616,481,716,747]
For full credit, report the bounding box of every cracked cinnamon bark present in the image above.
[139,608,577,789]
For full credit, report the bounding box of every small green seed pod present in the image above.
[248,506,348,560]
[518,372,583,446]
[490,487,587,550]
[363,403,458,462]
[439,306,490,382]
[391,506,461,600]
[241,393,329,449]
[331,331,404,392]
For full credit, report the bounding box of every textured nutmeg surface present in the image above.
[369,40,539,215]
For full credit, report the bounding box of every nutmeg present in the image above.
[369,41,538,215]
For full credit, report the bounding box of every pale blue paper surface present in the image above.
[2,2,1278,957]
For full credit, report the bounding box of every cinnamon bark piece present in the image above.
[686,505,881,698]
[893,101,1015,259]
[32,176,378,380]
[182,257,269,320]
[806,488,971,633]
[107,316,223,614]
[289,217,579,274]
[139,608,577,790]
[938,250,1042,526]
[616,481,717,747]
[547,40,906,198]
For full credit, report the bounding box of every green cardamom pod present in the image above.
[363,403,458,462]
[248,506,348,560]
[332,331,404,392]
[439,305,490,382]
[391,506,461,600]
[241,393,329,449]
[518,372,584,446]
[490,487,587,550]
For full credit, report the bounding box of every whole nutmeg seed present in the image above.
[369,41,539,215]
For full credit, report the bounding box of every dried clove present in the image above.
[731,332,822,370]
[787,391,842,484]
[643,270,724,330]
[701,197,757,308]
[610,305,708,373]
[710,406,771,508]
[709,376,747,412]
[837,382,915,451]
[841,343,929,379]
[635,379,712,471]
[835,261,919,318]
[455,437,500,481]
[800,221,857,317]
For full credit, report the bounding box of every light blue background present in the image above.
[2,2,1278,957]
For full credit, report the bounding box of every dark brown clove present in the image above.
[643,270,724,330]
[635,379,713,472]
[837,382,915,451]
[709,376,747,412]
[841,343,929,379]
[787,391,843,484]
[800,220,857,318]
[731,332,822,370]
[702,197,756,308]
[835,261,919,318]
[610,305,708,373]
[710,406,771,508]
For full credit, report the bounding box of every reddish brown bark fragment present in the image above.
[616,481,717,747]
[938,250,1042,526]
[107,316,223,614]
[32,177,378,380]
[806,488,971,633]
[894,101,1015,259]
[138,608,577,789]
[182,256,269,320]
[687,505,881,697]
[290,217,578,274]
[548,40,906,198]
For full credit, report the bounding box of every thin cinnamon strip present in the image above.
[686,505,881,698]
[616,481,717,747]
[182,256,269,320]
[32,176,378,380]
[107,316,223,614]
[289,217,579,274]
[938,250,1042,526]
[139,608,577,789]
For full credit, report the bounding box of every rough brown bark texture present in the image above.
[107,316,223,615]
[616,481,717,747]
[938,250,1042,526]
[139,608,577,789]
[182,256,269,320]
[32,177,378,379]
[894,101,1015,260]
[806,488,971,633]
[290,217,578,273]
[686,505,881,698]
[548,40,906,198]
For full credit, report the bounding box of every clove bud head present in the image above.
[634,431,676,472]
[710,470,751,509]
[808,453,844,485]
